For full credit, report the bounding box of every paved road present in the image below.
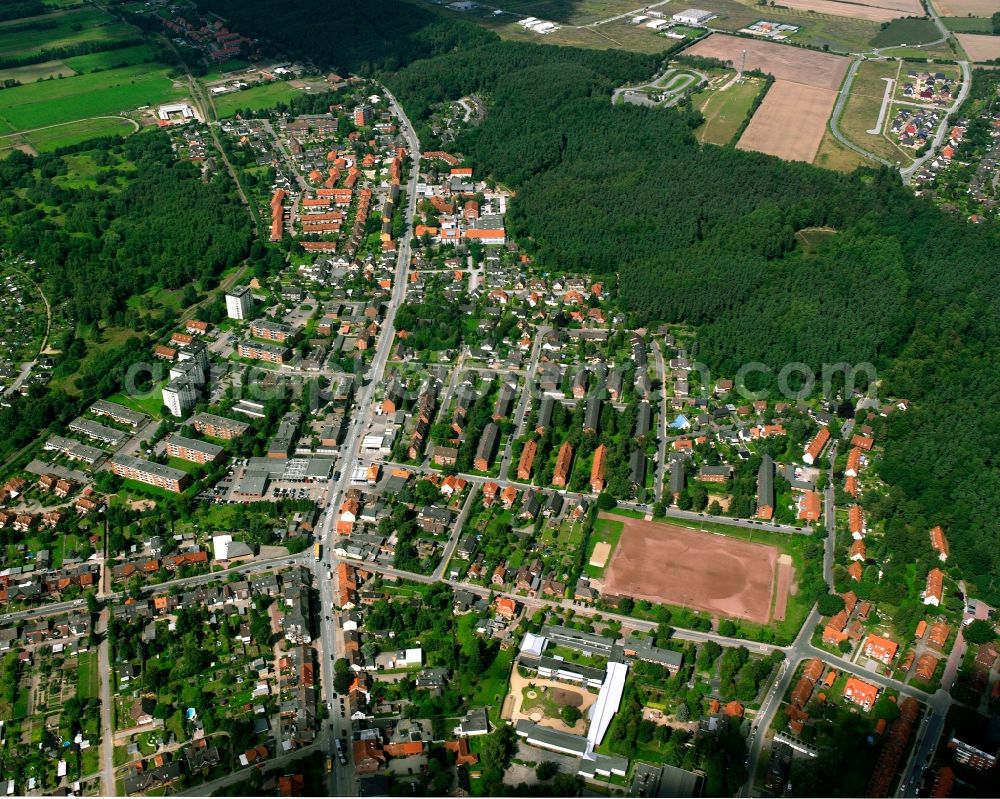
[829,59,894,168]
[823,442,838,587]
[651,339,669,504]
[742,608,819,796]
[431,487,480,581]
[826,0,971,182]
[97,608,115,796]
[315,85,421,798]
[175,741,322,796]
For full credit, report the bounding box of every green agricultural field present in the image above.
[63,43,157,72]
[0,7,137,60]
[21,115,136,150]
[941,16,993,33]
[212,81,304,117]
[694,76,763,146]
[0,58,75,83]
[0,63,184,131]
[871,17,942,47]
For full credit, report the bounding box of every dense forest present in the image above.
[0,132,252,325]
[196,0,494,74]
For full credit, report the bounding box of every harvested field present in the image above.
[737,81,837,162]
[684,34,850,90]
[956,32,1000,61]
[933,0,1000,14]
[774,0,904,22]
[601,517,782,624]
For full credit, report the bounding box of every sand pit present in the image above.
[590,541,612,568]
[933,0,1000,15]
[737,81,838,163]
[956,32,1000,61]
[602,517,782,624]
[685,34,850,91]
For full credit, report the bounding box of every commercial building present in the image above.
[672,8,716,24]
[226,285,254,320]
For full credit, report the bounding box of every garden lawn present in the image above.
[105,378,167,419]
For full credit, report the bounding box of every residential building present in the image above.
[110,455,189,493]
[756,453,774,520]
[190,412,251,440]
[924,568,944,606]
[162,375,198,418]
[165,434,224,465]
[226,285,254,320]
[843,677,879,710]
[552,441,573,487]
[803,426,830,465]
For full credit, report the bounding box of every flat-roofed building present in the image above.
[238,340,289,364]
[226,285,254,320]
[165,434,224,465]
[89,400,147,428]
[250,318,293,343]
[189,413,251,441]
[162,375,198,418]
[110,455,189,493]
[68,418,128,448]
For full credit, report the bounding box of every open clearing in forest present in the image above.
[601,517,781,623]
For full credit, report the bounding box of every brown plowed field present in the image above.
[684,34,850,90]
[601,517,782,624]
[737,81,837,162]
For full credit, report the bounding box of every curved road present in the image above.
[828,0,971,180]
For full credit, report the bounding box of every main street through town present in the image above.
[312,84,420,797]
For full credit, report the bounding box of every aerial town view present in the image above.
[0,0,998,797]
